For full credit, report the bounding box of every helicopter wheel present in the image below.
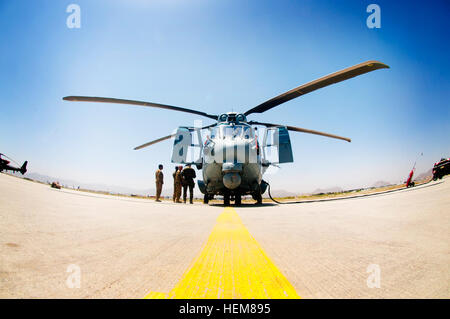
[224,193,231,206]
[254,193,262,205]
[203,194,209,204]
[235,193,242,206]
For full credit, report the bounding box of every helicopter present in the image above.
[0,153,28,175]
[63,60,389,205]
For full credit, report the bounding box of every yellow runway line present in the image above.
[144,207,300,299]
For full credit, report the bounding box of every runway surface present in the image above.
[0,173,448,298]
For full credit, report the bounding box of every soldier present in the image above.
[172,166,182,203]
[177,166,184,202]
[181,164,196,204]
[172,166,178,202]
[155,164,164,202]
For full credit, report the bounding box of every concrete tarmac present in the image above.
[0,173,448,298]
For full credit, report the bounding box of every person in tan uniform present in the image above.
[155,164,164,202]
[172,166,178,202]
[177,166,184,202]
[172,166,182,203]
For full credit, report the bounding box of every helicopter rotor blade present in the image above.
[133,123,217,150]
[249,121,351,143]
[244,60,389,116]
[63,96,218,120]
[134,134,176,150]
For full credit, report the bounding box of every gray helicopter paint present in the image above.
[170,120,291,196]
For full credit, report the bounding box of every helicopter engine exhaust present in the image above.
[223,172,241,190]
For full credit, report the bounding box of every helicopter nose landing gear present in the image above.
[221,191,242,206]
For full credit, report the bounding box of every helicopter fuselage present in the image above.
[183,113,273,204]
[201,122,263,198]
[171,112,292,204]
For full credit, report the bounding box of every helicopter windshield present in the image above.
[210,125,253,139]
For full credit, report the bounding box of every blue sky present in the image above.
[1,0,449,193]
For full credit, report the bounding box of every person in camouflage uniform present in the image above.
[155,164,164,202]
[172,166,182,203]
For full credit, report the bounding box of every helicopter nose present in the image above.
[223,172,241,190]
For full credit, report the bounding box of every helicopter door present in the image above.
[171,127,192,164]
[262,126,293,164]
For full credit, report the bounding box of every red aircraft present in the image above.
[405,169,415,188]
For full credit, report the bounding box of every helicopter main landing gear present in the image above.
[235,193,242,206]
[224,193,231,206]
[253,192,262,205]
[406,181,415,188]
[203,194,209,204]
[252,185,263,205]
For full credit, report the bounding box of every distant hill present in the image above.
[13,169,433,200]
[372,180,392,188]
[266,189,297,198]
[415,168,432,181]
[311,186,343,194]
[22,172,153,196]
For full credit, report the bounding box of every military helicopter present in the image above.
[63,60,389,205]
[0,153,28,175]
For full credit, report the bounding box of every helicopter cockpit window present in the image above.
[219,114,228,122]
[242,126,253,139]
[232,126,242,138]
[219,125,253,139]
[210,127,219,139]
[222,126,238,138]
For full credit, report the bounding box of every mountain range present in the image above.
[8,167,434,198]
